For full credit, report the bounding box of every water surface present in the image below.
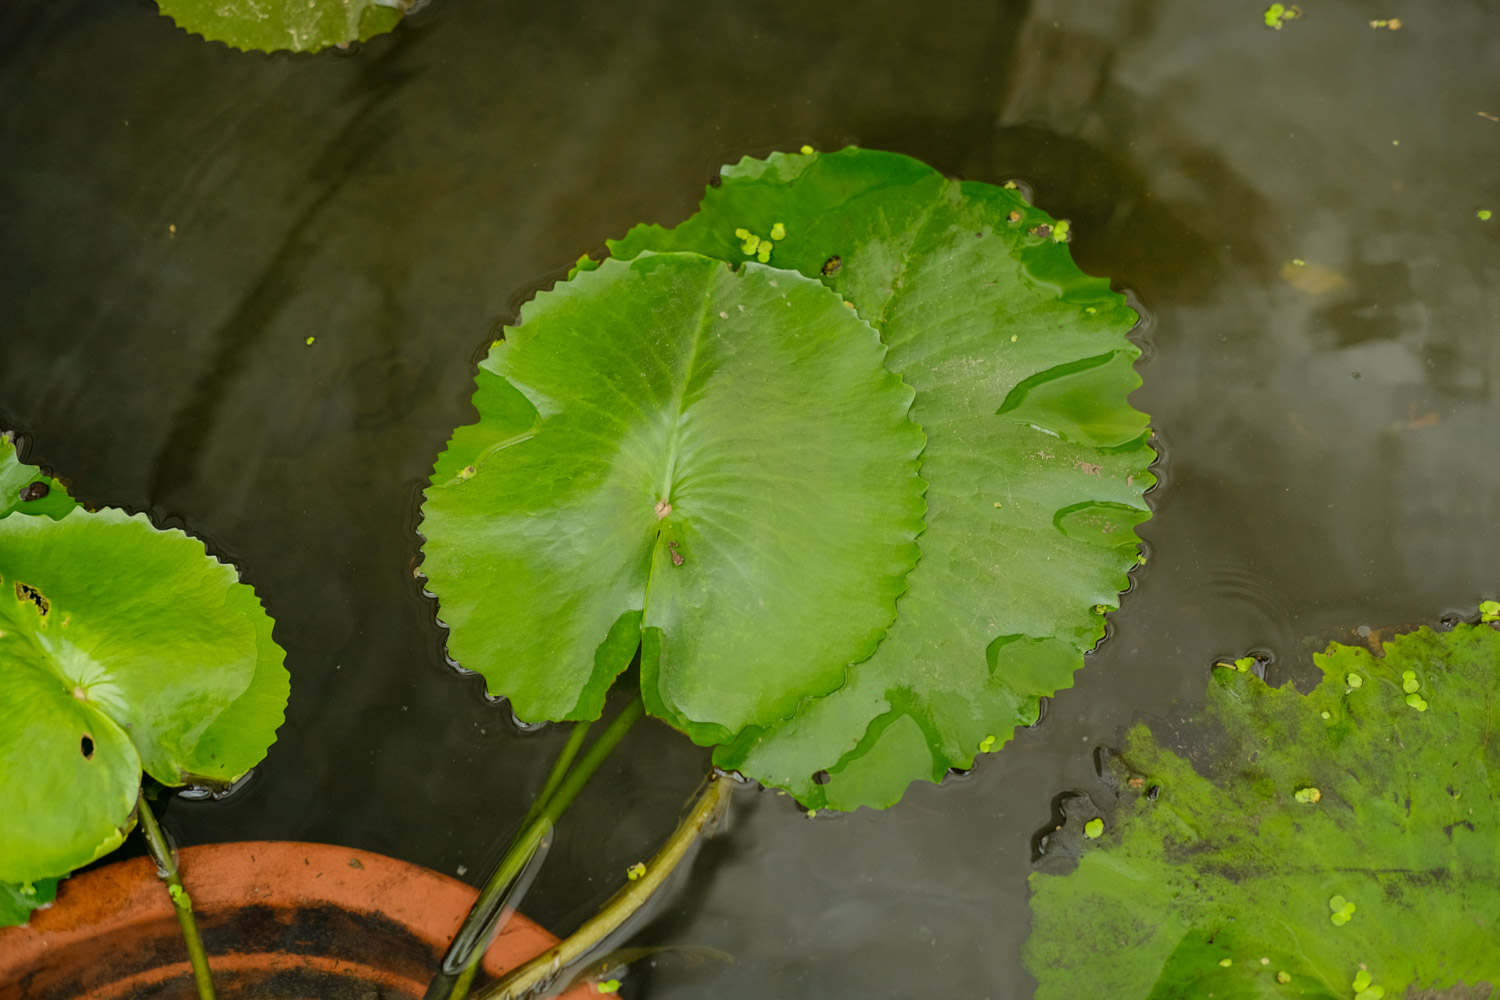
[1,1,1497,996]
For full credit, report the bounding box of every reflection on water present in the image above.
[1,0,1497,996]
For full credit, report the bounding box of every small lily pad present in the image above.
[155,0,407,53]
[0,878,59,927]
[0,446,288,893]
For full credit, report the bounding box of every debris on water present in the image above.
[1281,259,1346,294]
[1264,4,1302,29]
[1369,18,1402,29]
[626,862,646,880]
[1478,209,1493,221]
[305,336,316,346]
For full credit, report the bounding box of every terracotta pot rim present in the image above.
[0,840,585,999]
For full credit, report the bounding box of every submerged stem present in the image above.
[432,696,644,1000]
[137,794,216,1000]
[521,720,592,832]
[473,773,732,1000]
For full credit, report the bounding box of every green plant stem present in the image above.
[137,794,216,1000]
[436,696,644,1000]
[472,773,732,1000]
[520,719,592,833]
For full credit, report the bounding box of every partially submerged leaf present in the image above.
[155,0,406,54]
[0,473,288,886]
[421,251,926,743]
[613,148,1153,809]
[1025,620,1500,998]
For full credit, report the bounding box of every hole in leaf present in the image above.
[15,582,48,617]
[812,770,831,785]
[19,481,49,502]
[81,735,95,760]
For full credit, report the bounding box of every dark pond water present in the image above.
[3,1,1498,996]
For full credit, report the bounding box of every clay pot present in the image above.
[0,842,589,1000]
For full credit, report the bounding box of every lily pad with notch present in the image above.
[0,441,288,913]
[420,251,927,746]
[612,147,1154,809]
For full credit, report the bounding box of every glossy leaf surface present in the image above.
[613,148,1153,809]
[421,252,926,743]
[1026,622,1500,998]
[0,452,288,886]
[155,0,405,54]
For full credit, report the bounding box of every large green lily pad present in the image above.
[0,441,288,890]
[155,0,406,54]
[1025,621,1500,998]
[421,251,926,744]
[612,148,1153,809]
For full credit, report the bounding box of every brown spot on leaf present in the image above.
[15,582,48,617]
[821,256,843,276]
[1075,461,1103,477]
[668,541,684,566]
[19,481,49,502]
[654,499,672,519]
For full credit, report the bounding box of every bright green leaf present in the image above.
[1025,621,1500,998]
[0,501,288,886]
[420,252,926,742]
[612,147,1152,809]
[0,436,78,521]
[155,0,406,54]
[1479,600,1499,623]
